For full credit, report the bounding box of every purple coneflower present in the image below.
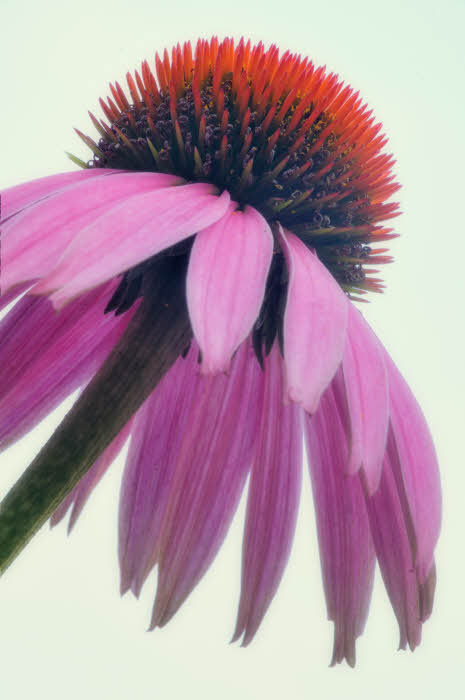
[0,37,441,665]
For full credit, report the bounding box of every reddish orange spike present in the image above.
[210,36,219,69]
[212,44,224,99]
[240,108,251,139]
[251,54,268,105]
[109,83,125,113]
[218,133,229,175]
[285,92,313,136]
[256,84,273,119]
[106,96,121,120]
[183,42,193,82]
[169,82,178,124]
[262,105,278,135]
[193,82,202,121]
[115,82,130,110]
[87,111,107,139]
[155,53,168,91]
[238,155,254,191]
[99,97,116,123]
[163,49,171,84]
[170,46,179,93]
[126,72,142,112]
[198,114,206,152]
[248,41,264,77]
[243,39,252,69]
[134,69,145,98]
[232,39,245,94]
[216,88,225,117]
[221,109,229,135]
[275,87,298,125]
[174,43,184,95]
[264,128,280,158]
[238,128,253,161]
[100,119,116,141]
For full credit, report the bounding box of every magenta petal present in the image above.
[364,428,436,650]
[233,344,303,646]
[2,171,183,293]
[118,344,203,596]
[51,419,133,532]
[37,185,231,307]
[187,204,273,373]
[304,382,376,666]
[0,282,136,449]
[341,304,389,493]
[280,227,348,414]
[1,169,112,221]
[384,352,442,583]
[0,280,111,394]
[149,340,263,628]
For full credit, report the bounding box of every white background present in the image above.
[1,0,464,698]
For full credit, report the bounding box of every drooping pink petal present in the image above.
[187,204,273,373]
[384,351,442,583]
[118,344,203,596]
[149,340,263,629]
[364,428,437,650]
[1,169,114,222]
[340,304,389,493]
[36,185,231,307]
[280,227,348,414]
[0,282,136,449]
[233,343,303,646]
[0,281,109,394]
[2,171,183,293]
[304,381,376,666]
[50,419,134,533]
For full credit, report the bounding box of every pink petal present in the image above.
[0,282,136,449]
[280,227,348,414]
[187,204,273,373]
[304,381,376,666]
[1,169,113,221]
[2,171,183,293]
[118,344,203,596]
[51,419,133,532]
[364,428,437,650]
[233,343,303,646]
[341,304,389,493]
[0,281,110,395]
[37,185,231,307]
[383,351,442,583]
[149,340,263,628]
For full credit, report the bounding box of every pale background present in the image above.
[1,0,464,698]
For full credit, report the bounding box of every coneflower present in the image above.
[0,37,441,666]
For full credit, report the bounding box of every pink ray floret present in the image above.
[280,227,348,414]
[305,381,376,666]
[187,204,273,373]
[2,171,183,293]
[233,344,302,646]
[149,341,263,628]
[35,184,231,307]
[383,351,441,583]
[341,305,389,493]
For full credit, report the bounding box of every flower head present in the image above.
[0,37,441,666]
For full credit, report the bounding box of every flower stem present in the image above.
[0,262,192,575]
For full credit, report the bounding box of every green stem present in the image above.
[0,268,192,575]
